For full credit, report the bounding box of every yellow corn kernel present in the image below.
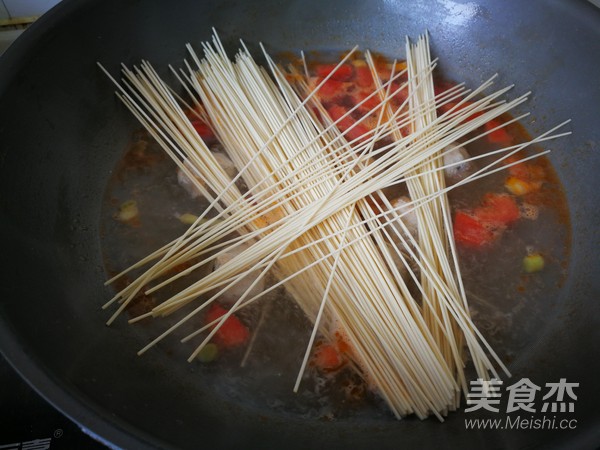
[505,177,532,196]
[117,200,138,222]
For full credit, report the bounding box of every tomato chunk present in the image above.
[355,91,380,113]
[315,63,354,81]
[453,211,495,247]
[454,192,521,248]
[313,343,343,371]
[355,66,374,88]
[204,303,250,348]
[345,124,370,141]
[327,104,355,130]
[475,193,520,226]
[191,120,215,141]
[485,119,511,144]
[317,78,345,98]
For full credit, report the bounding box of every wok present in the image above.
[0,0,599,448]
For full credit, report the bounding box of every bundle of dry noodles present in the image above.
[99,31,569,420]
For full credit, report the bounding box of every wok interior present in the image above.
[0,0,598,448]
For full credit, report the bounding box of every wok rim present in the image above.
[0,1,599,449]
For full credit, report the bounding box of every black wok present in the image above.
[0,0,599,448]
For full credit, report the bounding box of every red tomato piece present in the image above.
[355,91,380,114]
[317,78,345,98]
[389,81,408,103]
[453,211,495,247]
[475,193,520,226]
[485,119,512,144]
[345,124,370,141]
[374,65,391,82]
[355,66,374,88]
[315,63,354,81]
[311,106,322,120]
[327,104,355,130]
[191,120,215,141]
[204,303,250,348]
[313,344,343,371]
